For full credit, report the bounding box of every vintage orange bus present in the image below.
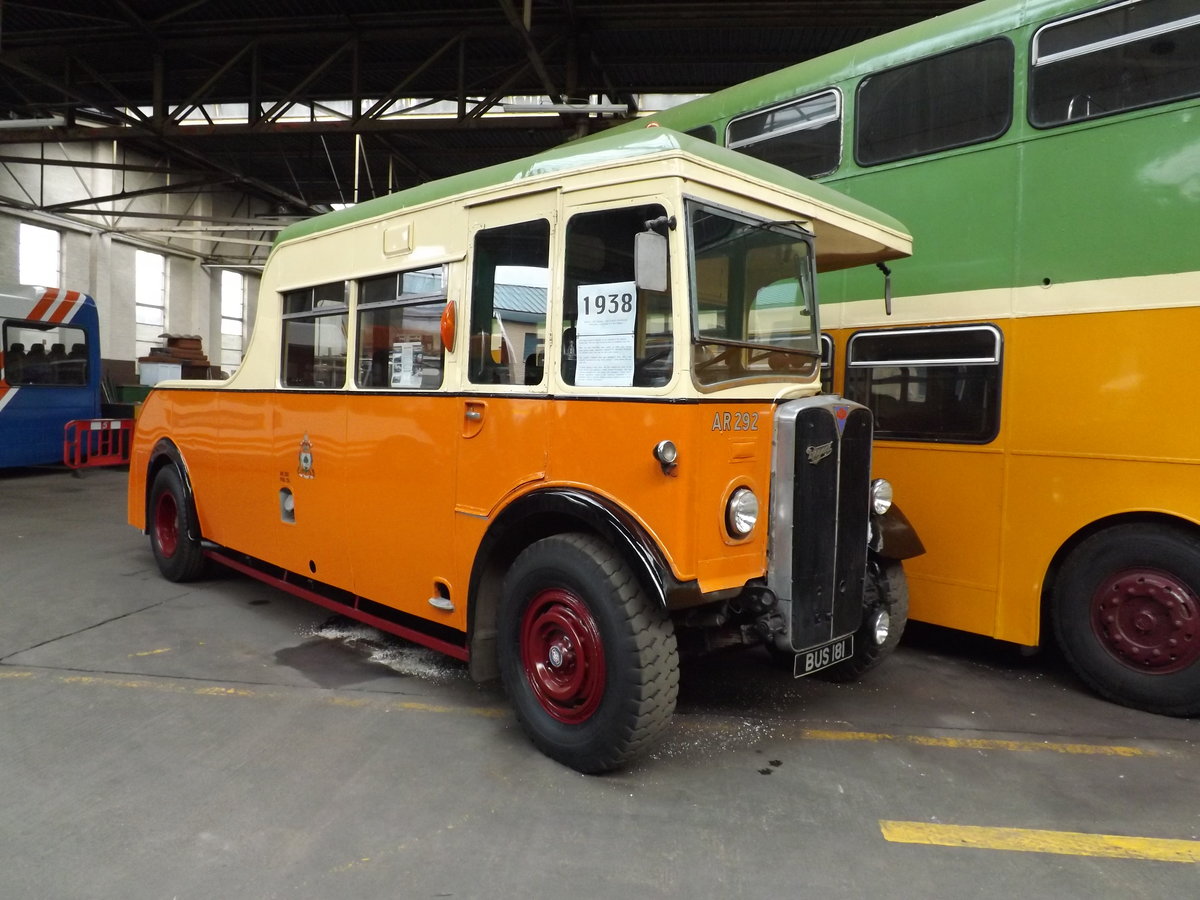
[128,129,921,771]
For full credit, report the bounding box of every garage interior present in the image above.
[0,0,970,379]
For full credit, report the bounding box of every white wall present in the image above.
[0,141,268,375]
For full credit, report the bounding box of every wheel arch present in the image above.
[143,439,198,540]
[465,487,683,682]
[1039,511,1200,639]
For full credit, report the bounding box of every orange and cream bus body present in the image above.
[128,130,918,771]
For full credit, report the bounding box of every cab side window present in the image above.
[469,220,549,386]
[356,266,447,390]
[282,281,349,388]
[562,204,673,388]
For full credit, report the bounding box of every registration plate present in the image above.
[792,634,854,678]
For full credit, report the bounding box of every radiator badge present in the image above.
[834,405,850,436]
[298,433,316,479]
[806,441,833,465]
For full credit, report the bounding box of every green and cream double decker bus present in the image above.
[605,0,1200,716]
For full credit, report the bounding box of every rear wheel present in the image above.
[498,533,678,773]
[816,560,909,682]
[1052,524,1200,716]
[149,465,206,583]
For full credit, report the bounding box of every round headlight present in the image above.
[871,478,893,516]
[726,487,759,538]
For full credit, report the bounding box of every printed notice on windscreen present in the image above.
[576,281,635,387]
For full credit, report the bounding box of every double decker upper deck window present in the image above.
[1029,0,1200,127]
[855,39,1014,166]
[728,89,842,178]
[281,281,348,388]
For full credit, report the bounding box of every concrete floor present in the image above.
[1,466,1197,899]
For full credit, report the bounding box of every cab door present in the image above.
[454,196,556,548]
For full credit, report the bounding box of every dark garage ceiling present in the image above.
[0,1,973,215]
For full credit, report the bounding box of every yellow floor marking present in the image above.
[880,821,1200,863]
[801,728,1155,757]
[44,671,505,717]
[129,648,172,658]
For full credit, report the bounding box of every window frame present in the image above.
[280,280,350,389]
[844,324,1003,444]
[354,265,449,391]
[726,87,843,178]
[2,318,89,387]
[1028,0,1200,129]
[853,37,1015,167]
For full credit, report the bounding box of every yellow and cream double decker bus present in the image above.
[127,129,921,771]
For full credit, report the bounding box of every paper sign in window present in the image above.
[576,281,635,386]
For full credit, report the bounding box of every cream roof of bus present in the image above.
[273,128,911,272]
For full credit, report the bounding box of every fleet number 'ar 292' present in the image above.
[128,129,923,772]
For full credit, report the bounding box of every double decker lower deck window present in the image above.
[844,325,1002,443]
[282,281,348,388]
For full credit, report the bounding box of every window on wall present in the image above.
[856,39,1014,166]
[281,281,348,388]
[220,271,246,371]
[134,250,167,360]
[19,223,61,288]
[469,220,550,386]
[728,89,842,178]
[844,325,1002,443]
[356,266,448,390]
[1029,0,1200,127]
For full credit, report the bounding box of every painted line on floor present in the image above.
[0,668,506,718]
[880,820,1200,863]
[800,728,1156,757]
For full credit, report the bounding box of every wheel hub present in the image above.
[520,588,606,724]
[153,491,179,558]
[1091,567,1200,674]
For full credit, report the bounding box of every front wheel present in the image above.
[815,560,909,683]
[1052,524,1200,716]
[149,464,206,583]
[498,533,679,773]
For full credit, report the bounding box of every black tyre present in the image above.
[1052,524,1200,716]
[498,533,679,773]
[148,465,206,583]
[816,560,909,683]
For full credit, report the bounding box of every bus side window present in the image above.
[1029,0,1200,128]
[844,325,1002,443]
[3,322,88,386]
[281,281,349,388]
[855,38,1014,167]
[562,204,673,389]
[727,89,842,178]
[469,220,550,386]
[356,266,448,390]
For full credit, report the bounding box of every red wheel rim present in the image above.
[520,588,606,724]
[1091,567,1200,674]
[153,491,179,558]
